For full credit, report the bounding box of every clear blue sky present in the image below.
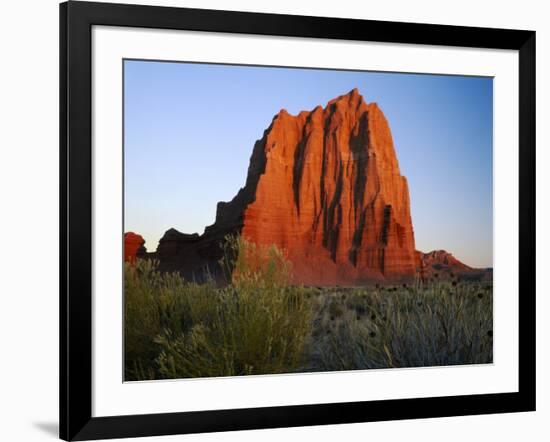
[124,60,493,268]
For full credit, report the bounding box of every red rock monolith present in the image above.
[154,89,418,285]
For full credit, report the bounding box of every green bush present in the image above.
[124,236,312,380]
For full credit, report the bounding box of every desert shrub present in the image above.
[155,283,311,378]
[328,299,345,319]
[220,235,293,289]
[125,236,312,380]
[124,259,168,380]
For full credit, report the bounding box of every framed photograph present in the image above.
[60,1,536,440]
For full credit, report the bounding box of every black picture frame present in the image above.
[59,1,536,440]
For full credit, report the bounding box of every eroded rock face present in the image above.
[154,89,418,285]
[124,232,146,263]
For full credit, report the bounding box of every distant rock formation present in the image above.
[416,250,492,282]
[141,89,420,285]
[124,232,146,263]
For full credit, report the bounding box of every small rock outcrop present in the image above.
[416,250,491,282]
[124,232,146,263]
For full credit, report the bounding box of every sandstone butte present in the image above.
[126,88,423,285]
[416,250,492,282]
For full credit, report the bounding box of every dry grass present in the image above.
[307,282,492,371]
